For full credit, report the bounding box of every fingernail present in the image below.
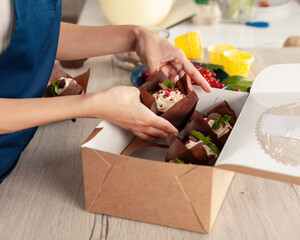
[173,133,178,136]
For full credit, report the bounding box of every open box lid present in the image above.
[215,64,300,184]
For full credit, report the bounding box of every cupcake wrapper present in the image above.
[59,81,83,96]
[174,74,193,95]
[189,110,206,123]
[139,85,159,115]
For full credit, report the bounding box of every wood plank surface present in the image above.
[0,48,300,240]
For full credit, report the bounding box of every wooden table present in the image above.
[1,48,300,240]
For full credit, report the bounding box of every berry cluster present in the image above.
[192,65,225,89]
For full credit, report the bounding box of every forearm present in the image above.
[0,93,99,134]
[56,22,139,60]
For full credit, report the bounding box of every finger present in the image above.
[134,131,157,141]
[160,64,179,78]
[146,57,160,77]
[150,116,178,135]
[169,74,179,83]
[181,59,212,92]
[178,69,185,79]
[143,126,169,138]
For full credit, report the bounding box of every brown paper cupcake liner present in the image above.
[188,110,205,123]
[44,64,90,97]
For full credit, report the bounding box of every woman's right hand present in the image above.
[88,86,178,140]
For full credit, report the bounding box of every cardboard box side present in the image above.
[82,148,220,233]
[81,147,112,209]
[177,166,214,233]
[210,168,235,232]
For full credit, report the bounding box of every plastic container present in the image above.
[175,31,203,60]
[223,50,254,77]
[207,44,237,65]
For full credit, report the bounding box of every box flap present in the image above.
[216,64,300,185]
[193,86,248,117]
[82,121,135,154]
[251,64,300,93]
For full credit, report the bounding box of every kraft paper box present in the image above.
[81,64,300,233]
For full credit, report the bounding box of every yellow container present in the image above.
[223,50,254,77]
[175,31,203,60]
[207,44,237,66]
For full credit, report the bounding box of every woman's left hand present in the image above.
[134,26,211,93]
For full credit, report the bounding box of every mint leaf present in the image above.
[207,142,220,155]
[47,81,60,96]
[212,121,220,130]
[223,115,231,122]
[202,64,224,71]
[162,80,175,89]
[190,130,220,155]
[223,75,252,91]
[211,115,231,130]
[174,158,184,164]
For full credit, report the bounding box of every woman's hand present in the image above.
[89,86,178,140]
[134,26,211,92]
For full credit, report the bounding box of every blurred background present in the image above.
[61,0,300,48]
[60,0,300,85]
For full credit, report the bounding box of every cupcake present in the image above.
[139,71,199,131]
[44,65,90,97]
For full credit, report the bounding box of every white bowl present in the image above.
[99,0,174,25]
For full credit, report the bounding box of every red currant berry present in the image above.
[141,69,149,79]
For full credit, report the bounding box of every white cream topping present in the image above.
[152,89,185,112]
[206,118,232,138]
[185,140,217,157]
[57,77,76,95]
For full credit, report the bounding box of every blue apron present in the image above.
[0,0,62,183]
